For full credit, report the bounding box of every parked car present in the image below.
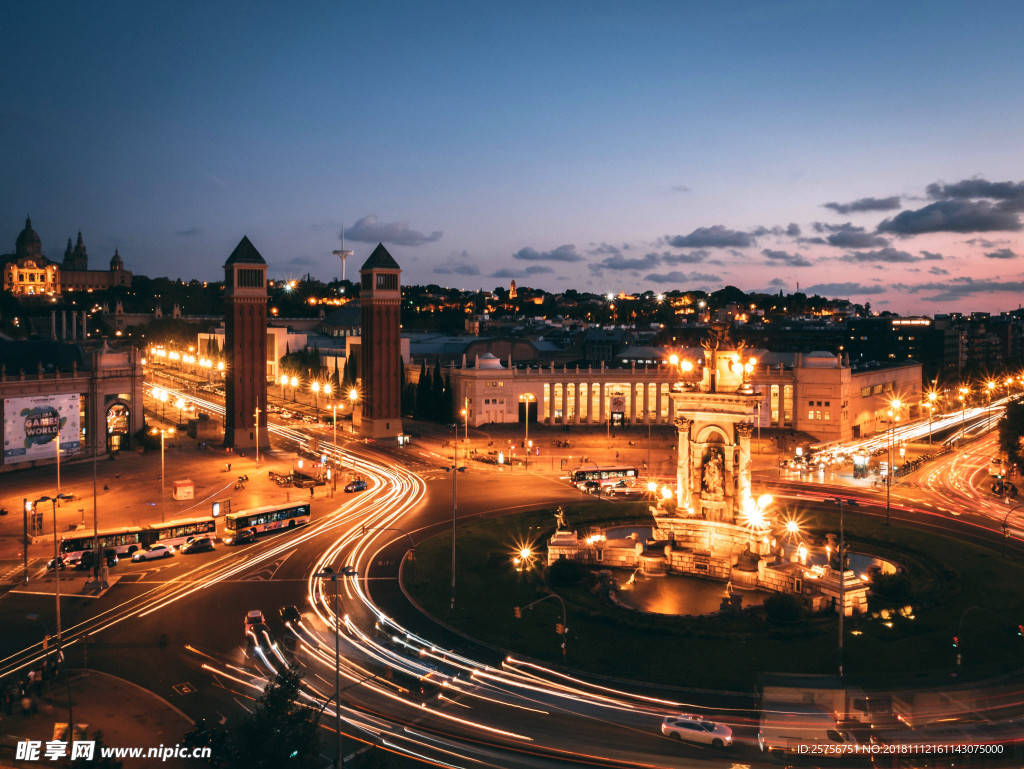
[661,715,733,747]
[224,528,256,546]
[132,544,174,561]
[179,536,215,554]
[344,479,368,493]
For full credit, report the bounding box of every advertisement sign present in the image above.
[610,393,626,414]
[3,394,81,464]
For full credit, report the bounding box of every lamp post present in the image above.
[280,374,288,401]
[348,388,358,433]
[35,491,74,728]
[958,386,969,447]
[253,406,261,468]
[314,565,358,769]
[312,382,321,420]
[886,399,901,526]
[926,391,937,446]
[521,394,535,469]
[460,397,469,465]
[445,448,467,611]
[831,497,857,680]
[291,376,298,402]
[986,380,996,431]
[151,428,171,522]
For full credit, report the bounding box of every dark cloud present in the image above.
[433,263,480,276]
[768,278,787,287]
[762,249,813,267]
[896,276,1024,302]
[512,244,582,262]
[346,214,442,246]
[926,178,1024,211]
[838,248,919,263]
[644,270,721,284]
[928,266,949,275]
[877,199,1022,235]
[176,227,203,237]
[920,251,946,261]
[985,248,1019,259]
[587,243,625,257]
[662,249,709,265]
[802,282,887,296]
[525,265,553,275]
[590,252,661,272]
[964,237,1004,248]
[671,185,691,193]
[812,222,890,249]
[786,223,801,237]
[289,255,318,265]
[823,196,902,215]
[666,225,754,249]
[490,268,523,278]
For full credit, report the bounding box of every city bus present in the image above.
[146,516,218,549]
[60,526,146,563]
[224,502,311,537]
[570,465,639,489]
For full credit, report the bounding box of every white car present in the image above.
[132,544,174,561]
[607,480,645,497]
[661,715,733,747]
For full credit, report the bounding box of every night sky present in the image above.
[4,1,1024,314]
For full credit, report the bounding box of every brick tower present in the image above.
[223,236,269,451]
[358,243,403,439]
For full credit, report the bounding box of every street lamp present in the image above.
[314,565,358,769]
[312,382,321,419]
[831,497,858,680]
[151,428,172,522]
[253,406,261,468]
[444,448,467,611]
[886,398,902,526]
[958,386,970,446]
[348,388,358,433]
[329,403,339,494]
[290,376,298,402]
[987,380,996,431]
[34,491,74,727]
[520,394,535,469]
[279,373,288,400]
[926,391,938,446]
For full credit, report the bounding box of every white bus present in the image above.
[225,502,311,537]
[570,465,639,490]
[60,527,146,563]
[146,516,218,549]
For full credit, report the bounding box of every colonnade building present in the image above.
[445,349,921,443]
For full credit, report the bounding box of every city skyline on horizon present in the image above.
[5,2,1024,316]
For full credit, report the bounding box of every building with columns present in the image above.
[445,347,921,443]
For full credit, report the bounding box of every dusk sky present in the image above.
[5,1,1024,314]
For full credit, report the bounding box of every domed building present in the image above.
[1,218,133,296]
[1,217,61,297]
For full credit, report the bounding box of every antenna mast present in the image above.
[332,221,354,283]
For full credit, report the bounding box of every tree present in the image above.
[232,667,320,768]
[998,399,1024,472]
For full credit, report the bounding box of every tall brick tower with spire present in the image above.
[358,243,403,439]
[223,236,269,451]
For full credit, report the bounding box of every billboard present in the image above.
[3,394,81,464]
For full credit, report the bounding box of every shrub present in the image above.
[546,558,585,586]
[763,592,806,624]
[870,571,911,602]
